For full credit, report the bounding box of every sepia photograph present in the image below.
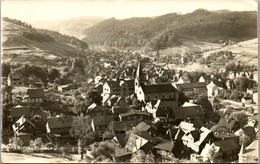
[1,0,258,163]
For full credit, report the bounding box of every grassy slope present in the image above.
[2,21,82,66]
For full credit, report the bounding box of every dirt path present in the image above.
[1,152,86,163]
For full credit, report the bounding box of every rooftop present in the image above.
[141,83,177,93]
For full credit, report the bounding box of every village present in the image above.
[1,48,259,163]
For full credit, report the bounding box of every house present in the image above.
[7,72,23,86]
[119,110,150,121]
[181,126,213,153]
[46,116,73,142]
[173,105,205,121]
[241,97,253,105]
[212,138,240,161]
[216,117,239,133]
[91,115,114,134]
[112,151,132,162]
[108,120,140,134]
[199,75,211,84]
[136,83,179,107]
[134,121,158,137]
[125,131,155,153]
[238,140,258,163]
[154,140,176,162]
[87,103,107,117]
[112,133,128,148]
[12,115,37,135]
[103,79,132,100]
[206,81,218,98]
[12,116,37,145]
[58,84,73,92]
[174,82,207,99]
[253,92,258,104]
[177,77,191,84]
[109,96,129,114]
[146,99,178,121]
[10,105,31,122]
[26,89,45,103]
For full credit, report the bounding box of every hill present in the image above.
[83,9,257,50]
[2,17,89,66]
[28,16,105,39]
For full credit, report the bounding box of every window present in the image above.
[170,94,172,98]
[162,94,165,99]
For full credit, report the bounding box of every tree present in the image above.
[239,133,251,147]
[87,90,102,105]
[229,89,241,101]
[9,137,24,149]
[48,68,60,82]
[71,115,98,159]
[208,145,220,162]
[2,62,11,77]
[229,112,248,128]
[70,115,97,145]
[90,142,115,162]
[130,150,155,163]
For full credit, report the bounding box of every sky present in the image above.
[1,0,257,21]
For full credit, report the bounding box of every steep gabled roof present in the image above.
[27,89,45,98]
[154,140,174,152]
[176,82,207,90]
[173,106,205,120]
[11,105,31,118]
[213,138,240,152]
[46,116,73,129]
[119,109,150,118]
[114,134,128,147]
[92,115,114,126]
[106,80,120,88]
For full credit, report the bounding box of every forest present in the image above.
[83,9,257,50]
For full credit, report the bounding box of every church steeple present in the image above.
[135,61,143,94]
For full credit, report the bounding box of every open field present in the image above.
[1,21,82,66]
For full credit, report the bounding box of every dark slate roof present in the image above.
[124,79,134,88]
[92,115,114,126]
[176,82,206,89]
[115,133,127,147]
[46,116,73,129]
[154,140,174,152]
[141,83,177,93]
[190,130,200,142]
[218,118,236,130]
[213,138,240,152]
[119,110,150,118]
[11,105,31,118]
[27,89,45,98]
[106,80,120,88]
[173,106,205,119]
[111,120,139,132]
[243,126,255,136]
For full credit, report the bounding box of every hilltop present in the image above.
[2,17,89,66]
[82,9,257,50]
[28,16,105,39]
